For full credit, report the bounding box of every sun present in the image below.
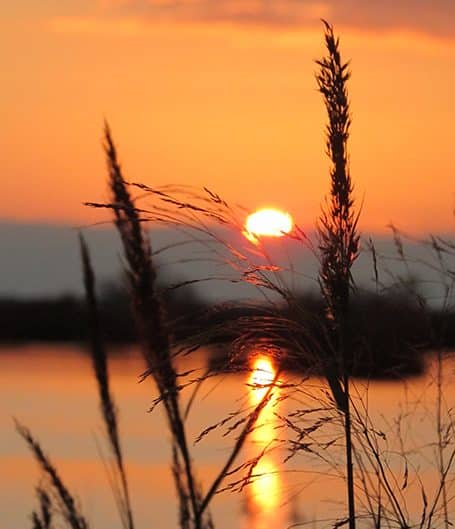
[244,208,293,243]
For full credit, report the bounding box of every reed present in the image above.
[16,19,455,529]
[316,20,359,529]
[129,20,362,527]
[80,234,135,529]
[92,21,361,527]
[101,122,204,529]
[86,123,282,529]
[354,230,455,528]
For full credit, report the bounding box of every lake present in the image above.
[1,344,454,528]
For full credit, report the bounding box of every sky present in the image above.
[2,1,455,234]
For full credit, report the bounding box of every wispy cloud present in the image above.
[94,0,455,38]
[47,15,147,36]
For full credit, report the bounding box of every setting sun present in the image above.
[244,208,293,243]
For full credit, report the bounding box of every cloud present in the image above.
[95,0,455,38]
[47,15,147,36]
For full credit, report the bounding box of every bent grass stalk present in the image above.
[80,234,135,529]
[102,122,203,529]
[90,123,282,529]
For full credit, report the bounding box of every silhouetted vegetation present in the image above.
[2,289,454,378]
[14,21,454,529]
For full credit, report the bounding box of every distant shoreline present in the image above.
[1,290,453,380]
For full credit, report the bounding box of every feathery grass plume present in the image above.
[16,421,89,529]
[103,122,177,394]
[31,486,53,529]
[316,19,359,361]
[316,20,359,529]
[97,130,287,525]
[101,177,342,509]
[79,234,135,529]
[102,122,206,529]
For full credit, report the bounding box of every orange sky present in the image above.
[1,2,454,233]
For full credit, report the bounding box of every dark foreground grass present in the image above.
[16,21,455,529]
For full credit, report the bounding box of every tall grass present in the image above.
[85,123,286,529]
[80,234,135,529]
[102,123,204,529]
[316,20,359,529]
[354,230,455,528]
[114,20,361,526]
[16,20,455,529]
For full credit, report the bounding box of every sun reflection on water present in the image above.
[246,355,285,527]
[249,356,275,404]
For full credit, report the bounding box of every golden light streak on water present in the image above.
[249,459,280,513]
[249,356,275,404]
[246,354,285,527]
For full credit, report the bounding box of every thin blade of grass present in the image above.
[79,233,135,529]
[15,420,89,529]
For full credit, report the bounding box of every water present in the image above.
[1,345,454,529]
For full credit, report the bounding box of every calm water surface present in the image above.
[1,345,454,529]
